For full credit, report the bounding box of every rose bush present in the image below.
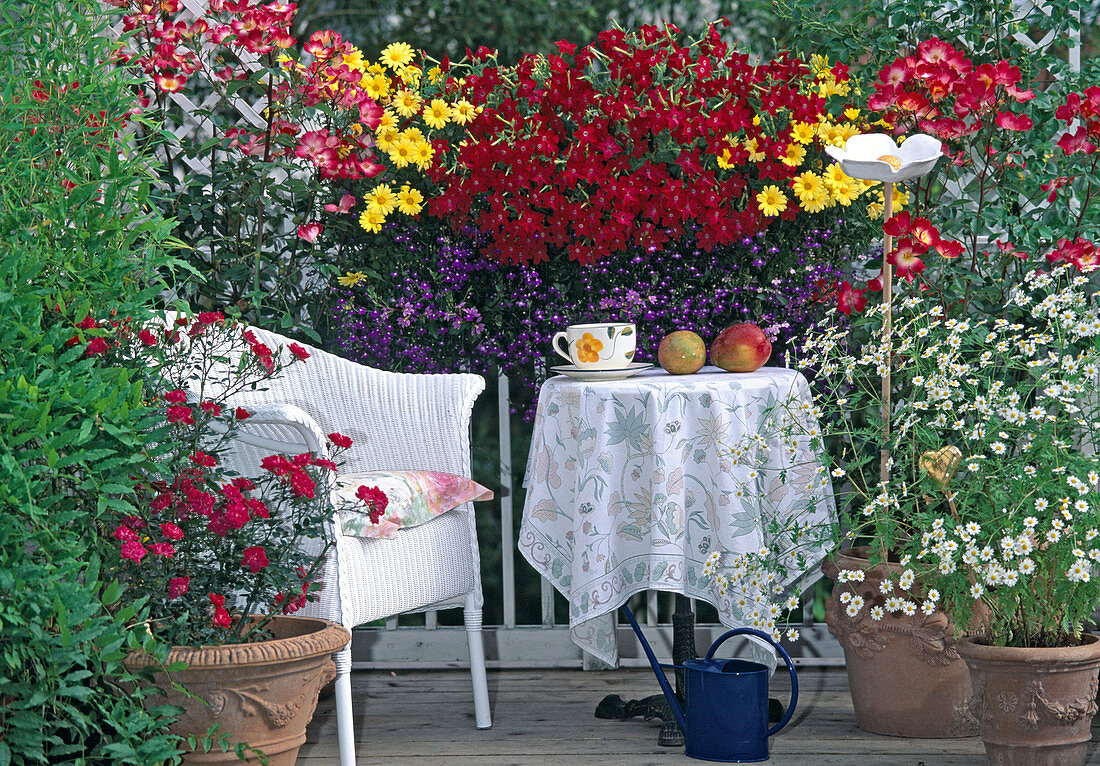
[78,311,386,646]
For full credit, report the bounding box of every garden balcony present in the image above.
[298,665,1004,765]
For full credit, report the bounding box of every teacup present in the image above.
[552,322,636,370]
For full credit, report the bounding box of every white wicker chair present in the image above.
[196,324,492,766]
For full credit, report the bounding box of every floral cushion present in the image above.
[333,470,493,539]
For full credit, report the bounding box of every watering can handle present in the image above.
[705,627,799,737]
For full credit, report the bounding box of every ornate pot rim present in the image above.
[125,615,350,670]
[957,633,1100,667]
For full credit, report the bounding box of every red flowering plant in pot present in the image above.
[407,21,882,266]
[73,310,388,761]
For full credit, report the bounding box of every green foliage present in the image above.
[0,0,184,761]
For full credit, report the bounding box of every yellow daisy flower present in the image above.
[367,183,397,215]
[381,42,415,70]
[801,192,830,213]
[790,122,816,145]
[716,147,734,169]
[823,162,850,191]
[388,137,416,168]
[836,122,861,143]
[359,207,386,233]
[362,73,390,100]
[397,64,422,87]
[427,66,442,84]
[412,138,434,169]
[396,185,424,215]
[342,47,366,72]
[337,271,367,287]
[844,107,861,121]
[401,127,426,144]
[423,99,452,129]
[451,99,477,125]
[367,63,386,75]
[790,171,826,205]
[756,185,788,217]
[781,142,806,168]
[830,177,860,207]
[375,126,399,152]
[376,110,398,132]
[392,89,422,118]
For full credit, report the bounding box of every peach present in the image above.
[657,330,706,375]
[710,323,771,372]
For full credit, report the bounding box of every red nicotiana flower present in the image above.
[139,329,159,346]
[77,315,97,330]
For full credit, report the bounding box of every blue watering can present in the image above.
[621,605,798,763]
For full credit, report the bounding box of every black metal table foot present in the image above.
[657,718,685,747]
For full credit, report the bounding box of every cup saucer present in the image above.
[550,362,653,381]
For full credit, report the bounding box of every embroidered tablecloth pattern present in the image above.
[518,366,835,666]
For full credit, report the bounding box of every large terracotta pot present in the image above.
[126,616,350,765]
[958,634,1100,766]
[823,547,978,737]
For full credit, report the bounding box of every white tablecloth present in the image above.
[518,366,835,666]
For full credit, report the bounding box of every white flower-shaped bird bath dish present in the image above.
[824,133,943,182]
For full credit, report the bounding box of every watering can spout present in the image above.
[620,605,799,762]
[619,605,688,734]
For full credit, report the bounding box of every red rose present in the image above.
[199,401,222,416]
[241,545,269,573]
[149,542,175,557]
[355,485,389,524]
[120,540,146,562]
[165,389,188,403]
[84,337,110,356]
[288,470,316,499]
[114,525,138,542]
[168,576,189,599]
[212,606,232,628]
[166,404,194,425]
[328,432,352,449]
[77,315,97,330]
[235,407,251,420]
[138,329,159,346]
[288,342,310,361]
[190,451,217,467]
[208,592,226,607]
[160,522,184,540]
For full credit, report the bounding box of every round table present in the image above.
[518,365,836,667]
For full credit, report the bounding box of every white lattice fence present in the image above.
[107,0,270,180]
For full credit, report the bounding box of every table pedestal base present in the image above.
[594,595,696,746]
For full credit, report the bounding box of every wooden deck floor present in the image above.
[295,666,1098,765]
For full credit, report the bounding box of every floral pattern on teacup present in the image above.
[575,332,604,363]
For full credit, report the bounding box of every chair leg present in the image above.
[334,650,357,766]
[464,594,492,729]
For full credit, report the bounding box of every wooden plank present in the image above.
[297,667,1000,765]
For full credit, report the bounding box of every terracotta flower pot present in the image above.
[126,615,350,764]
[823,547,978,737]
[958,634,1100,766]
